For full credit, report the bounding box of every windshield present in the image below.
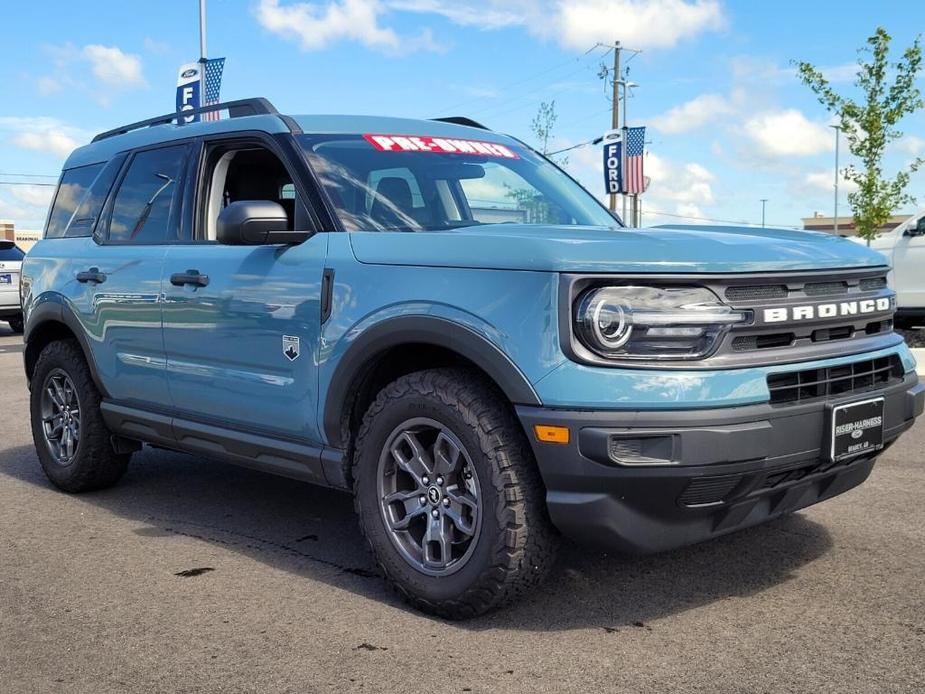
[298,134,621,232]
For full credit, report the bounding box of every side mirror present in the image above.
[216,200,309,246]
[912,217,925,237]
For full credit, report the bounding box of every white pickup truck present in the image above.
[860,211,925,328]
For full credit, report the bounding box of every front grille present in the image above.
[767,355,903,405]
[725,284,788,301]
[732,333,794,351]
[714,269,896,364]
[804,280,848,296]
[860,277,887,291]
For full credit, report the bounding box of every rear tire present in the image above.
[353,368,558,619]
[30,339,129,492]
[7,316,23,334]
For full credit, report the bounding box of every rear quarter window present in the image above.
[44,163,105,239]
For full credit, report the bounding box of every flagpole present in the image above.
[199,0,207,61]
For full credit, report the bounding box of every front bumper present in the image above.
[518,372,923,553]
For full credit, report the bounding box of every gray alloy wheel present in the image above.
[40,368,81,466]
[377,417,482,576]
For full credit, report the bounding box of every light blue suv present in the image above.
[21,98,923,617]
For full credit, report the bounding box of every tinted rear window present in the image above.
[0,244,25,261]
[45,164,105,238]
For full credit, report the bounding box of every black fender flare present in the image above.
[322,315,542,448]
[23,294,109,397]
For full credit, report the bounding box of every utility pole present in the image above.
[199,0,208,60]
[831,124,841,235]
[760,198,768,227]
[608,43,621,216]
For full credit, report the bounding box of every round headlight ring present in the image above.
[592,298,632,349]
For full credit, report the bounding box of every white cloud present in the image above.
[0,116,89,159]
[894,134,925,156]
[37,76,62,96]
[646,152,716,205]
[143,37,170,54]
[388,0,522,29]
[81,45,146,87]
[10,132,79,159]
[818,62,858,83]
[36,43,146,104]
[255,0,438,53]
[547,0,725,51]
[743,109,832,157]
[257,0,723,53]
[9,184,55,208]
[804,170,858,195]
[650,93,734,134]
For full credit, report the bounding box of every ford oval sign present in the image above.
[181,68,198,78]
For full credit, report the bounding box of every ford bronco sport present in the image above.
[21,98,923,618]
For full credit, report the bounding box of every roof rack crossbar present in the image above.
[430,116,490,131]
[91,97,285,143]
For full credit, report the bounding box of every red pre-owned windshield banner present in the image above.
[363,134,519,159]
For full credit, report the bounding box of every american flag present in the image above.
[623,126,646,194]
[201,57,225,121]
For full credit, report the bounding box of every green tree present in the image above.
[794,27,924,244]
[530,100,568,166]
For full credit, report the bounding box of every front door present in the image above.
[160,138,327,444]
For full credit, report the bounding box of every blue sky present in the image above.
[1,0,924,230]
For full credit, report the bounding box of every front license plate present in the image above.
[830,397,884,461]
[0,274,10,285]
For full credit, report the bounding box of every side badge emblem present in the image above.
[283,335,300,362]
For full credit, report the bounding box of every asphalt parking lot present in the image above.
[1,324,923,693]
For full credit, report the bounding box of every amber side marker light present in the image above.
[534,425,570,444]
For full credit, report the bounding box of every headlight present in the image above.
[575,286,749,360]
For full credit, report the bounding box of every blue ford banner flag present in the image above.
[176,62,202,124]
[603,130,623,195]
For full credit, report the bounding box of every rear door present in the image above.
[69,143,193,409]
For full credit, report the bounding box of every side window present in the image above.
[106,145,189,243]
[44,164,104,238]
[204,145,298,240]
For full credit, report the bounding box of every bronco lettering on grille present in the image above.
[762,297,893,323]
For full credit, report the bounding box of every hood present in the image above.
[349,224,890,274]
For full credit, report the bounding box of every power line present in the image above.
[646,208,802,229]
[0,181,56,187]
[435,44,609,116]
[0,172,58,178]
[548,136,603,157]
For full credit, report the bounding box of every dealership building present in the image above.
[0,220,42,252]
[802,213,912,237]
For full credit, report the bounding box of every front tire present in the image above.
[353,368,558,618]
[30,339,129,492]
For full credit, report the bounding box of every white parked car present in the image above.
[855,211,925,328]
[0,240,24,333]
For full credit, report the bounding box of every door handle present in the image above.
[170,269,210,287]
[76,267,106,284]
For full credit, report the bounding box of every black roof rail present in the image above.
[91,97,295,143]
[430,116,490,131]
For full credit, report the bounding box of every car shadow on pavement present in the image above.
[0,443,833,631]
